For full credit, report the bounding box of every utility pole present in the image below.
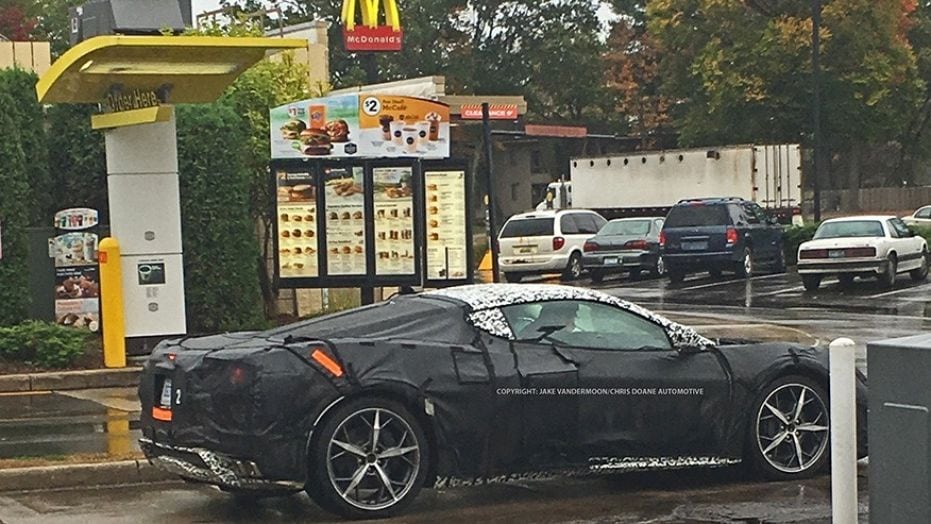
[482,103,501,283]
[812,0,823,222]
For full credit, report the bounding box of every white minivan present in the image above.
[497,209,606,283]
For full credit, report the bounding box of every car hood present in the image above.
[799,237,882,250]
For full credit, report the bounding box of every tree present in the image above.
[0,85,31,326]
[0,1,36,41]
[46,104,109,221]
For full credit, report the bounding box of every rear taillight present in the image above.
[230,365,251,386]
[583,241,598,252]
[846,247,876,258]
[553,236,566,251]
[624,239,648,250]
[659,231,666,248]
[725,227,738,246]
[799,249,828,259]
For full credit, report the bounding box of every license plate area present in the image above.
[516,245,537,254]
[157,375,172,408]
[681,241,708,251]
[829,249,845,258]
[604,257,619,265]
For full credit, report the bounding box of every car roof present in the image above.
[821,215,897,223]
[508,209,598,220]
[674,197,748,205]
[608,217,664,222]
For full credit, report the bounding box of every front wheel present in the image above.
[910,250,929,281]
[306,398,429,519]
[747,375,830,480]
[561,253,583,281]
[503,272,523,283]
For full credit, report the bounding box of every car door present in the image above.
[888,218,925,270]
[503,300,733,463]
[740,203,775,260]
[749,202,782,260]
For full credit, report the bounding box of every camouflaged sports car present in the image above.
[139,284,867,519]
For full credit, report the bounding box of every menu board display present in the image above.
[373,167,415,275]
[424,170,468,280]
[324,166,367,275]
[276,170,319,278]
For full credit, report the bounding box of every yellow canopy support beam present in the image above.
[36,35,307,104]
[91,105,174,130]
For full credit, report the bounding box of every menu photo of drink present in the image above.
[276,170,319,278]
[373,167,415,275]
[324,167,367,275]
[424,170,468,280]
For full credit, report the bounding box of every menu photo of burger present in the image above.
[325,120,351,143]
[299,128,332,156]
[280,118,307,140]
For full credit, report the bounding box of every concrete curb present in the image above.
[0,368,142,393]
[0,460,177,492]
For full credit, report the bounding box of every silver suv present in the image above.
[497,209,606,283]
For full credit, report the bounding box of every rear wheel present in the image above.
[773,248,787,274]
[735,248,753,278]
[503,272,523,283]
[306,398,429,519]
[561,253,583,281]
[590,270,604,283]
[801,275,821,291]
[910,249,929,281]
[650,256,665,277]
[879,254,898,289]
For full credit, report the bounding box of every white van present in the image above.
[497,209,606,282]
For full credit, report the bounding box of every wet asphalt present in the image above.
[1,267,918,522]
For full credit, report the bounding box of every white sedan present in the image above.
[797,216,928,290]
[902,205,931,228]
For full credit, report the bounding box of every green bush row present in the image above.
[782,223,821,266]
[0,321,88,369]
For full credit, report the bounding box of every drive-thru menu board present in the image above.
[373,167,416,275]
[424,169,468,280]
[324,166,367,275]
[276,170,319,278]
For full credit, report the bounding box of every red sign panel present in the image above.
[343,26,403,52]
[460,104,519,120]
[525,124,588,138]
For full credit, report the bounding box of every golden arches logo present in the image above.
[341,0,401,31]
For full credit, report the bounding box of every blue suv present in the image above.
[660,198,786,283]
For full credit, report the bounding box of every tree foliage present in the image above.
[0,81,31,326]
[46,104,109,221]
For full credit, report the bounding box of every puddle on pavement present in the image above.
[0,392,140,459]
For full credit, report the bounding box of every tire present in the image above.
[801,275,821,291]
[735,248,753,278]
[747,375,831,480]
[306,398,430,519]
[910,249,929,282]
[650,256,666,278]
[879,254,897,289]
[503,272,523,283]
[561,253,583,281]
[668,268,686,283]
[773,248,787,274]
[838,274,855,288]
[590,270,604,283]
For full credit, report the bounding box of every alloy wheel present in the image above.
[655,256,665,276]
[756,383,829,474]
[743,251,753,276]
[326,407,422,511]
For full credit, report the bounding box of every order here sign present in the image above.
[341,0,403,52]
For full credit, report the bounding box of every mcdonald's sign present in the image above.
[341,0,403,52]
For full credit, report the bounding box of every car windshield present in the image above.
[500,217,554,238]
[814,220,885,239]
[600,220,651,236]
[664,204,730,227]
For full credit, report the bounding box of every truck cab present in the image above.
[535,181,572,211]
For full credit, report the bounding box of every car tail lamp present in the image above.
[552,236,566,251]
[725,227,738,246]
[799,249,828,259]
[845,247,877,258]
[583,241,598,252]
[659,231,666,248]
[624,239,648,250]
[229,365,252,386]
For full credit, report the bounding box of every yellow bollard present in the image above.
[98,237,126,368]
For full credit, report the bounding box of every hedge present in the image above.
[46,104,109,219]
[176,103,266,333]
[0,86,31,326]
[0,321,88,368]
[783,223,820,266]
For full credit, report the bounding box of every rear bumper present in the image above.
[141,438,302,491]
[797,259,885,275]
[663,251,740,269]
[582,250,654,271]
[500,254,570,273]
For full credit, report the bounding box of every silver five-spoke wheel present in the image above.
[325,406,422,513]
[756,382,829,474]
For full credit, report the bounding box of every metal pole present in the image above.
[829,337,858,524]
[812,0,823,222]
[482,102,501,283]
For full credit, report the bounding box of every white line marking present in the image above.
[867,281,931,299]
[754,285,806,298]
[679,272,789,291]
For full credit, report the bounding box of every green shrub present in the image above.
[783,223,820,266]
[909,226,931,247]
[176,103,266,333]
[0,87,31,326]
[0,321,88,369]
[46,104,108,218]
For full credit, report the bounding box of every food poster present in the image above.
[373,167,415,275]
[54,266,100,331]
[324,166,367,275]
[51,232,98,267]
[425,170,468,280]
[276,170,320,278]
[270,94,450,159]
[54,208,99,231]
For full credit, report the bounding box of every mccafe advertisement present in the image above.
[270,94,451,160]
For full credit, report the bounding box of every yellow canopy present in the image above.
[37,35,307,104]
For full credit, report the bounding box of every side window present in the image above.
[742,204,760,224]
[654,219,664,232]
[917,207,931,219]
[502,300,672,351]
[575,214,601,234]
[889,218,911,238]
[750,203,773,225]
[560,214,580,234]
[592,214,608,231]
